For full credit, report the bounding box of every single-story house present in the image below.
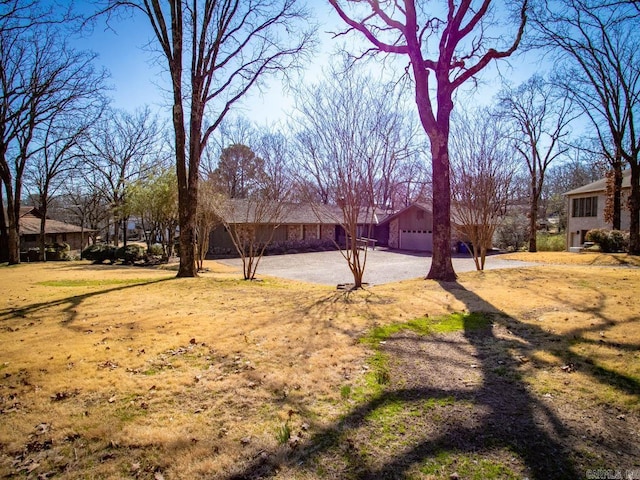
[207,199,499,256]
[3,206,92,254]
[564,169,633,249]
[207,199,389,256]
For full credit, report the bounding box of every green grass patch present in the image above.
[38,278,164,287]
[365,396,405,422]
[113,395,149,422]
[421,396,456,411]
[362,312,492,346]
[536,232,566,252]
[340,385,352,400]
[420,450,520,479]
[275,421,291,444]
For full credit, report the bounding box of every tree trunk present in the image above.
[349,240,364,289]
[113,216,120,247]
[176,176,197,277]
[39,208,47,262]
[3,181,20,264]
[629,163,640,255]
[122,216,129,247]
[176,103,202,278]
[426,130,456,281]
[7,223,19,264]
[0,193,8,262]
[529,180,538,253]
[529,205,538,252]
[80,220,85,259]
[612,161,623,230]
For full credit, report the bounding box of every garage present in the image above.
[400,229,433,252]
[382,203,434,252]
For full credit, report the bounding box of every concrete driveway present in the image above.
[217,249,539,286]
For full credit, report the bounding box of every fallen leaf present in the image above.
[561,363,575,373]
[34,423,50,435]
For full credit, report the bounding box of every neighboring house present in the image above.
[564,169,632,249]
[6,206,92,253]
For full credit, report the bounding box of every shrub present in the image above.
[45,242,71,261]
[536,233,565,252]
[494,213,529,252]
[116,244,146,264]
[585,228,629,253]
[265,238,337,256]
[148,243,164,256]
[26,248,39,262]
[82,244,117,264]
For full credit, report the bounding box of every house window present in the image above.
[417,210,425,220]
[572,196,598,217]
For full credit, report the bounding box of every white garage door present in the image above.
[400,230,433,252]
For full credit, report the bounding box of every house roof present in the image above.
[7,206,89,235]
[215,199,385,225]
[20,216,87,235]
[564,169,632,196]
[377,202,432,225]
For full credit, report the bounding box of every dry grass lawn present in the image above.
[1,253,639,479]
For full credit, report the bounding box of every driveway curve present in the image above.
[217,249,540,286]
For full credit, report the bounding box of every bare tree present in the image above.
[292,66,417,289]
[254,129,295,202]
[532,0,640,253]
[450,108,514,270]
[210,139,293,279]
[195,177,222,271]
[25,103,105,260]
[214,196,290,280]
[392,158,432,209]
[0,10,107,263]
[201,116,256,178]
[62,175,111,248]
[104,0,315,277]
[329,0,527,281]
[82,107,162,247]
[498,75,577,252]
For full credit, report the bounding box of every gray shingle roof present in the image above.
[564,169,632,196]
[12,207,88,235]
[214,199,384,225]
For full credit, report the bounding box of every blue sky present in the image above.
[80,2,340,125]
[80,2,547,128]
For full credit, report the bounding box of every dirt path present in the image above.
[374,324,640,479]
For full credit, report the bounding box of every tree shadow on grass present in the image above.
[0,278,173,327]
[224,280,596,479]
